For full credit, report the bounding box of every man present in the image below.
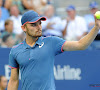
[0,19,21,46]
[0,0,9,31]
[62,5,87,41]
[0,19,15,38]
[0,75,7,90]
[42,5,63,37]
[7,10,100,90]
[9,5,23,35]
[84,1,100,40]
[22,0,47,15]
[1,34,16,48]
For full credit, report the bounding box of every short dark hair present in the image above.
[5,19,13,26]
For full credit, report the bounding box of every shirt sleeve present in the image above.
[51,36,66,55]
[9,48,19,68]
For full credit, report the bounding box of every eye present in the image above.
[39,21,42,25]
[31,23,36,27]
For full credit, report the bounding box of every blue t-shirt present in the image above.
[9,36,66,90]
[0,7,9,21]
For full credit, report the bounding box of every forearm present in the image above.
[8,79,19,90]
[79,26,99,49]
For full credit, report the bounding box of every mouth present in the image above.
[37,30,42,33]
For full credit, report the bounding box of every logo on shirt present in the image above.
[39,42,44,48]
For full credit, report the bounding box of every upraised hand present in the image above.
[94,15,100,29]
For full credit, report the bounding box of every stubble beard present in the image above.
[27,30,42,38]
[26,26,42,38]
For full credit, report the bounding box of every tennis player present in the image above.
[8,10,100,90]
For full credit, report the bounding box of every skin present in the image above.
[10,5,19,17]
[44,5,55,30]
[44,5,54,19]
[8,15,100,90]
[88,8,98,27]
[7,69,19,90]
[90,8,98,15]
[63,10,87,40]
[5,36,15,47]
[0,0,2,18]
[0,0,2,7]
[0,76,7,90]
[67,10,76,20]
[5,21,13,33]
[21,20,42,47]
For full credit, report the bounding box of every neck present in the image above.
[26,34,38,47]
[70,16,75,20]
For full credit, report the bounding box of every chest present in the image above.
[16,43,54,67]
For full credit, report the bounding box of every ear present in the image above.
[21,25,26,32]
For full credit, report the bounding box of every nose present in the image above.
[37,24,41,29]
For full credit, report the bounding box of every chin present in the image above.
[37,35,42,37]
[37,33,42,37]
[34,34,42,37]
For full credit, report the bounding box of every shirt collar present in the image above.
[23,36,43,49]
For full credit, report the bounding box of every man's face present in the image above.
[90,8,98,14]
[25,20,42,37]
[6,36,16,47]
[10,5,19,17]
[45,6,54,18]
[0,76,7,89]
[67,10,76,18]
[5,21,13,33]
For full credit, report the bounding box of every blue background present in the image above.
[0,48,100,90]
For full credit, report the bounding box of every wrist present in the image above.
[94,25,99,30]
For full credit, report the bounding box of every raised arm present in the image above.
[63,15,100,51]
[7,68,19,90]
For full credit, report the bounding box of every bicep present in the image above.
[10,68,19,81]
[63,41,82,51]
[8,68,19,90]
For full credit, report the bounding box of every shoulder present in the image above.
[42,36,59,43]
[53,16,61,20]
[11,42,24,53]
[1,7,9,13]
[84,14,92,18]
[42,36,64,42]
[18,15,22,18]
[9,16,14,19]
[1,7,7,11]
[76,16,86,22]
[76,15,84,20]
[12,42,24,49]
[0,31,7,37]
[41,36,52,41]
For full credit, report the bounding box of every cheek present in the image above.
[27,29,35,34]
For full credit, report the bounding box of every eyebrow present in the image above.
[31,21,41,24]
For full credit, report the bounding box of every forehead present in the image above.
[67,10,75,12]
[27,20,41,25]
[91,8,98,10]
